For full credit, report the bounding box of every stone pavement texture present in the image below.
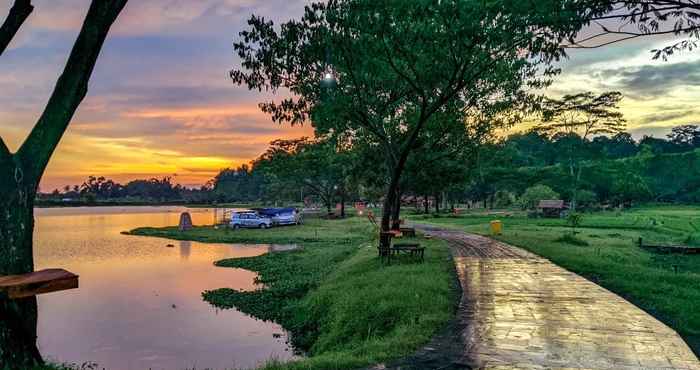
[370,225,700,370]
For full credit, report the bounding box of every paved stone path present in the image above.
[373,226,700,370]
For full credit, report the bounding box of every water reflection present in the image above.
[32,206,294,370]
[179,241,191,260]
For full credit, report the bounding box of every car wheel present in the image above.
[233,224,240,230]
[260,223,267,229]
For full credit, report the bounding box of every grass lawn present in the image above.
[129,217,457,370]
[408,204,700,356]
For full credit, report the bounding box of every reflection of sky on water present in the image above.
[33,206,294,370]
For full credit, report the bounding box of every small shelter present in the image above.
[537,199,567,218]
[178,212,193,231]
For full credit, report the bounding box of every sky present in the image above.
[2,1,700,191]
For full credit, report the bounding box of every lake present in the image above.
[33,206,294,370]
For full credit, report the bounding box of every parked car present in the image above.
[255,207,301,226]
[230,212,272,229]
[271,210,300,226]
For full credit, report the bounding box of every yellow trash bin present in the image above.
[490,220,502,235]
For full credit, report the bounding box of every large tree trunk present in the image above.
[391,188,402,230]
[424,194,429,214]
[339,188,345,218]
[434,192,440,213]
[380,162,408,249]
[0,1,127,367]
[0,162,43,368]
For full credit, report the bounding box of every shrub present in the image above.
[494,190,516,208]
[575,189,597,209]
[555,233,589,246]
[566,212,583,234]
[518,184,560,210]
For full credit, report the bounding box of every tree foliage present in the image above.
[519,184,560,210]
[536,91,626,210]
[230,0,600,234]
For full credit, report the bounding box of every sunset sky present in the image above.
[2,1,700,191]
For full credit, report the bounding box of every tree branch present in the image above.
[17,0,127,182]
[566,24,700,49]
[0,0,33,56]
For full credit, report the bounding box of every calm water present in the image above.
[33,206,294,370]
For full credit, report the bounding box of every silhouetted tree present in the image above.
[668,124,700,149]
[537,91,626,210]
[0,1,127,367]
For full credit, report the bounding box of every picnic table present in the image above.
[378,231,425,265]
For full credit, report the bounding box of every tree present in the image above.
[212,165,263,202]
[519,184,560,210]
[537,91,626,211]
[639,135,683,154]
[255,138,349,214]
[668,124,700,149]
[230,0,595,247]
[591,132,639,159]
[403,109,488,214]
[566,1,700,59]
[0,1,127,367]
[612,173,653,207]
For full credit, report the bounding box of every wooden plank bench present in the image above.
[378,232,425,265]
[638,237,700,255]
[392,243,425,262]
[0,269,79,299]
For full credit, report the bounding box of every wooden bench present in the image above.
[392,243,425,262]
[378,233,425,265]
[0,269,78,299]
[638,237,700,254]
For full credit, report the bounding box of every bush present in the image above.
[494,190,516,208]
[575,189,597,209]
[555,233,589,246]
[518,184,560,210]
[566,212,583,234]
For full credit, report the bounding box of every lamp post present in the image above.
[320,46,337,91]
[320,70,337,90]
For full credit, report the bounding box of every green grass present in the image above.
[130,217,456,370]
[127,217,367,245]
[409,204,700,356]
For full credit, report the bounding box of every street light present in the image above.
[320,46,337,90]
[321,69,337,90]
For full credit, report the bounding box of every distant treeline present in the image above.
[40,125,700,209]
[38,176,212,204]
[458,126,700,208]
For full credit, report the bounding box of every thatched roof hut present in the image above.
[537,200,567,218]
